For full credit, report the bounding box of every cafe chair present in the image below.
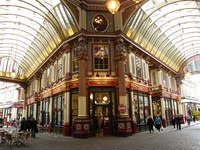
[5,133,16,148]
[0,131,6,143]
[21,132,30,146]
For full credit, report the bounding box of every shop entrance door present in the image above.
[94,104,112,136]
[90,91,114,136]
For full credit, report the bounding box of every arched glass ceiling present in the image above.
[124,0,200,72]
[0,0,78,79]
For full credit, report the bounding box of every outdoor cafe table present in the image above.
[13,131,24,146]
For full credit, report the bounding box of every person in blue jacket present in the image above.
[155,115,161,133]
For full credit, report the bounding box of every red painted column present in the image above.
[73,37,90,138]
[115,38,132,137]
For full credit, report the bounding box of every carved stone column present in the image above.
[73,37,90,138]
[115,38,132,137]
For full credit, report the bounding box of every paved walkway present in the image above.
[155,120,200,133]
[0,121,199,150]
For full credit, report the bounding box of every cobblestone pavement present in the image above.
[0,121,200,150]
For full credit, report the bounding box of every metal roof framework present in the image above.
[124,0,200,72]
[0,0,78,79]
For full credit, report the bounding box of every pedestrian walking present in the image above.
[193,115,196,122]
[27,117,31,132]
[176,114,181,130]
[186,115,191,125]
[19,117,27,132]
[147,116,154,133]
[31,117,38,138]
[155,115,161,133]
[172,115,176,128]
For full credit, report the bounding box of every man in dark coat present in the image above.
[31,117,38,138]
[147,116,154,133]
[176,114,181,130]
[19,117,27,132]
[27,117,31,132]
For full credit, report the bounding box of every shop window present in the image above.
[164,98,172,125]
[131,55,135,75]
[72,94,78,119]
[46,68,50,86]
[54,63,57,81]
[52,94,64,127]
[93,45,109,70]
[142,61,147,79]
[152,99,161,116]
[162,71,168,88]
[72,47,79,72]
[62,56,65,75]
[134,94,139,123]
[42,98,50,125]
[134,92,150,124]
[135,56,142,78]
[57,58,62,80]
[139,96,144,123]
[152,72,157,85]
[171,77,176,91]
[30,104,34,119]
[144,96,149,121]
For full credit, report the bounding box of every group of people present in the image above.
[171,114,182,130]
[19,117,38,138]
[147,114,183,133]
[147,115,163,133]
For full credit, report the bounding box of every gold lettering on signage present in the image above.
[97,81,107,85]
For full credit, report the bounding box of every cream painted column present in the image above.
[12,108,17,120]
[33,103,37,119]
[64,92,70,124]
[63,91,70,136]
[160,97,165,117]
[49,97,53,123]
[130,91,136,122]
[149,95,153,118]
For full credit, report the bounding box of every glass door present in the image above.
[90,91,113,136]
[94,105,112,136]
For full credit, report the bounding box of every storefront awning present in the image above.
[0,104,13,109]
[181,99,200,104]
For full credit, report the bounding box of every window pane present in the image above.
[94,45,109,70]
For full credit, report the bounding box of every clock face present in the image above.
[92,14,108,32]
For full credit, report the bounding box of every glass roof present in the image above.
[124,0,200,72]
[0,0,78,79]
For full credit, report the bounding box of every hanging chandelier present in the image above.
[105,0,121,14]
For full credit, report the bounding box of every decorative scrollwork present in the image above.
[115,38,126,61]
[115,52,126,61]
[77,50,88,61]
[77,38,87,52]
[77,37,88,61]
[115,39,126,53]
